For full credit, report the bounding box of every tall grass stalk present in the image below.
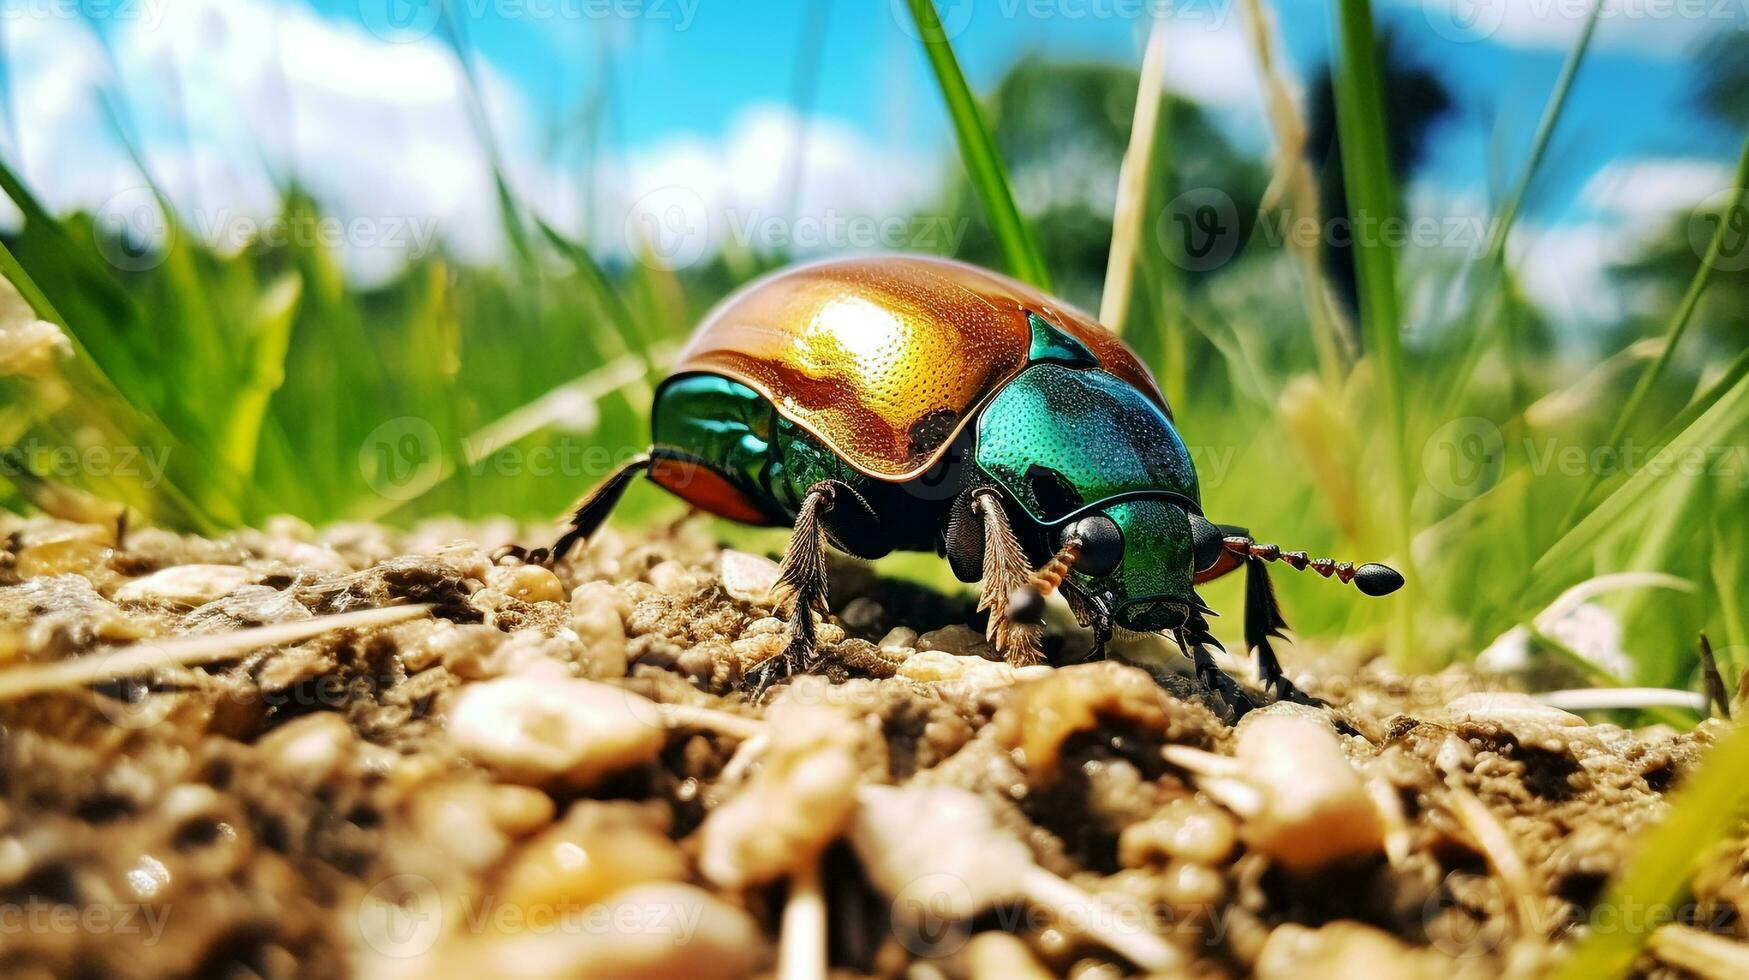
[1238,0,1350,385]
[1556,130,1749,533]
[904,0,1052,291]
[1328,0,1413,651]
[1098,14,1167,334]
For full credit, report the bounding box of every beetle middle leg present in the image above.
[748,480,851,689]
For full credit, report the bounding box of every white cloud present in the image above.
[1406,0,1746,55]
[0,1,946,280]
[600,106,946,268]
[1581,157,1739,220]
[0,0,520,282]
[1510,221,1637,324]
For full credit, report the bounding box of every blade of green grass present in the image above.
[1556,129,1749,533]
[1531,364,1749,590]
[1433,2,1602,423]
[1329,0,1414,646]
[904,0,1051,291]
[216,272,300,478]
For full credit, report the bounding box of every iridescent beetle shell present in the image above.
[669,256,1169,479]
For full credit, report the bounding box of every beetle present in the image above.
[504,255,1401,710]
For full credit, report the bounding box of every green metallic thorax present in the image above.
[651,373,887,520]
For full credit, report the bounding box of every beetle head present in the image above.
[1052,496,1199,633]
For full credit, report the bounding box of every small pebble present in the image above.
[878,626,918,652]
[1119,799,1237,867]
[1234,715,1384,874]
[256,713,356,787]
[646,560,698,596]
[698,696,866,889]
[115,564,255,607]
[1439,691,1585,728]
[917,624,991,658]
[486,564,564,604]
[717,549,780,602]
[447,674,666,789]
[495,803,687,916]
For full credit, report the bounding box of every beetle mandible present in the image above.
[502,255,1401,710]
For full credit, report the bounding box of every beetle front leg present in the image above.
[496,452,652,567]
[970,490,1043,666]
[1243,556,1323,707]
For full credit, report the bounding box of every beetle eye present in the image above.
[1066,514,1123,577]
[1189,514,1226,572]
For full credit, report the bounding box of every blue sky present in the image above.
[6,0,1747,316]
[294,0,1746,224]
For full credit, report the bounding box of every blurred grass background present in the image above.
[2,0,1747,702]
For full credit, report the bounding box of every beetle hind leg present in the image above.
[497,452,652,567]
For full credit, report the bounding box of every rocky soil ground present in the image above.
[0,512,1744,979]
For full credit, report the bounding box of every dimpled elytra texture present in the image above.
[976,364,1200,524]
[670,254,1168,480]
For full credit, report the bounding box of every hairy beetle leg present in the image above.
[758,482,838,686]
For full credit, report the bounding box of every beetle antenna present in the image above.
[1221,535,1403,596]
[1003,537,1084,625]
[1029,537,1084,598]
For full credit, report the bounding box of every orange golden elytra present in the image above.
[501,255,1401,712]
